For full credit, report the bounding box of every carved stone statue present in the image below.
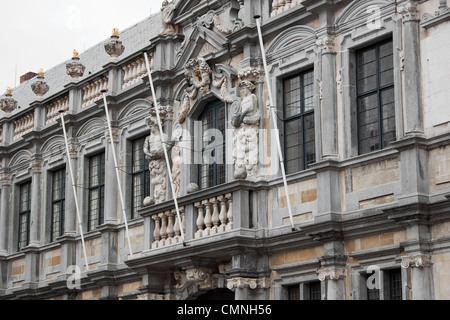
[232,80,261,180]
[161,0,180,35]
[143,119,174,205]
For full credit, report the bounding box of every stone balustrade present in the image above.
[271,0,302,17]
[46,95,69,124]
[0,128,3,144]
[82,75,109,108]
[151,207,186,249]
[14,112,34,140]
[194,193,233,239]
[122,57,147,89]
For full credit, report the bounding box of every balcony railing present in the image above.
[82,75,109,108]
[140,181,258,251]
[13,112,34,140]
[271,0,302,17]
[46,95,69,124]
[122,57,146,90]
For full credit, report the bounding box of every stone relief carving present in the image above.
[171,122,183,197]
[232,80,260,180]
[143,109,174,205]
[161,0,181,35]
[174,268,214,290]
[398,1,420,21]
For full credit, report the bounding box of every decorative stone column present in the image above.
[64,140,79,236]
[29,159,43,247]
[316,35,338,159]
[318,266,347,300]
[399,0,424,135]
[0,174,12,256]
[401,253,433,300]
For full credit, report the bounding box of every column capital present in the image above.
[318,267,347,282]
[316,35,336,54]
[0,173,12,186]
[226,277,271,290]
[30,160,43,173]
[401,253,432,268]
[398,1,420,22]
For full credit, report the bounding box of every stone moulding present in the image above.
[421,0,450,28]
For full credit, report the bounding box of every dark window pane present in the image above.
[88,153,105,230]
[283,69,316,174]
[18,182,31,250]
[309,282,321,300]
[132,137,150,218]
[357,39,395,155]
[51,168,66,242]
[288,285,300,300]
[389,269,402,300]
[199,101,226,189]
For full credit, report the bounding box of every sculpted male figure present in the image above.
[232,80,261,180]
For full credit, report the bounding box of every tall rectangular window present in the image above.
[389,269,403,300]
[51,168,66,242]
[287,285,300,300]
[356,39,395,155]
[18,182,31,250]
[88,153,105,231]
[309,281,322,300]
[199,100,226,189]
[132,137,151,219]
[283,69,316,174]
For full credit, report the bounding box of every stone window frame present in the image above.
[86,151,106,232]
[17,181,32,251]
[349,247,409,300]
[269,41,321,176]
[49,167,66,243]
[337,2,404,159]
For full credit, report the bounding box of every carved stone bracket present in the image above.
[226,277,271,290]
[401,253,433,268]
[174,268,214,290]
[317,267,347,282]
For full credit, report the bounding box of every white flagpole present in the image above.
[59,111,90,272]
[255,16,296,231]
[143,52,186,245]
[101,91,134,258]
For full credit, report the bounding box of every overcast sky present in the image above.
[0,0,163,93]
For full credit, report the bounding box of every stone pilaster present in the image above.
[29,160,43,247]
[399,0,424,135]
[401,253,434,300]
[0,174,11,256]
[64,142,79,236]
[316,35,338,159]
[104,129,121,225]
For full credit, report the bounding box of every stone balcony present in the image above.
[126,180,269,271]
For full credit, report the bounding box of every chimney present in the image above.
[20,72,38,84]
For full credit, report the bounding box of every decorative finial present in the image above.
[105,28,125,61]
[1,87,18,114]
[73,49,79,58]
[31,69,49,99]
[66,49,85,81]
